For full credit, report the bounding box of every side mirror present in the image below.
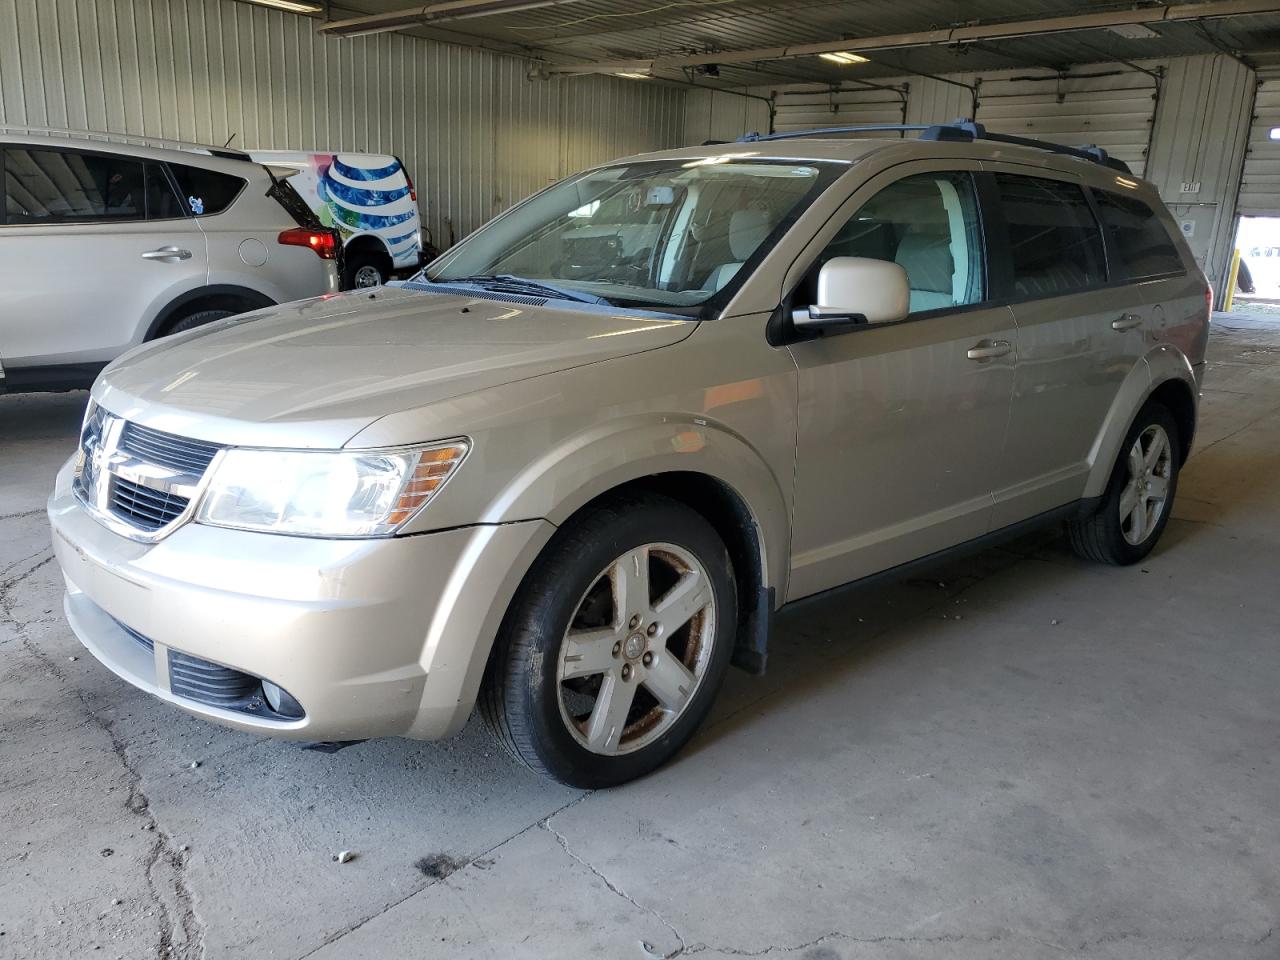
[794,256,910,331]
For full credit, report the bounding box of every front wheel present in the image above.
[481,493,737,788]
[1066,401,1181,565]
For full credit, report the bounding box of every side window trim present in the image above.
[0,146,7,226]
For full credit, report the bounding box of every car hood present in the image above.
[94,287,696,448]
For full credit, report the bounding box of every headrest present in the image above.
[728,208,771,261]
[893,231,953,294]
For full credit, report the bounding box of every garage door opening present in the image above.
[1232,216,1280,317]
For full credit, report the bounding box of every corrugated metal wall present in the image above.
[683,88,771,143]
[0,0,686,246]
[1147,54,1255,287]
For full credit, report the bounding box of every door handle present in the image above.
[966,339,1013,361]
[1112,313,1143,331]
[141,246,192,262]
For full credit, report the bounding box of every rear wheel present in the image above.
[481,493,737,788]
[161,307,235,337]
[1066,402,1180,565]
[343,250,391,289]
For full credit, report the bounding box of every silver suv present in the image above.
[49,122,1209,787]
[1,130,340,392]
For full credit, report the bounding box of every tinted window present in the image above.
[995,174,1106,299]
[1094,190,1184,279]
[144,163,185,220]
[168,163,246,216]
[800,171,984,314]
[4,148,145,222]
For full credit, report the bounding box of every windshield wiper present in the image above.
[441,274,609,305]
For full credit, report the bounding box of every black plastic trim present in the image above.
[144,284,276,340]
[0,361,106,393]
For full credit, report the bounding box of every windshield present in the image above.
[423,158,841,314]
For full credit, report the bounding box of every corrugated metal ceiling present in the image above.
[317,0,1280,87]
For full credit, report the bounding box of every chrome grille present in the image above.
[118,422,219,474]
[73,407,223,539]
[110,477,190,531]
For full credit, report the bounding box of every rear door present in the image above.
[785,162,1018,599]
[0,145,208,368]
[984,168,1146,527]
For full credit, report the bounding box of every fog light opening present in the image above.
[262,680,305,719]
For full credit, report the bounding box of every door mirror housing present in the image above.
[795,257,910,331]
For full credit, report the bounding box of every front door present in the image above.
[0,145,208,369]
[786,165,1017,600]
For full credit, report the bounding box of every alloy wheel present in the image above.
[556,543,717,756]
[1120,423,1173,546]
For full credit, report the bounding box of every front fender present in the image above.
[477,414,791,599]
[1083,344,1197,498]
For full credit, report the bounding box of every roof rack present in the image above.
[736,118,1132,175]
[0,124,253,162]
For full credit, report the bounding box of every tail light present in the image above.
[278,227,338,260]
[397,157,417,202]
[1205,284,1213,318]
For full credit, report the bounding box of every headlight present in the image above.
[196,440,468,538]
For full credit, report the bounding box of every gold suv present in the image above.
[49,122,1209,787]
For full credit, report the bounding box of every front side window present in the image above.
[426,158,842,312]
[4,148,145,223]
[995,173,1105,298]
[1094,189,1184,280]
[797,171,985,314]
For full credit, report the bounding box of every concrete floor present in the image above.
[2,316,1278,960]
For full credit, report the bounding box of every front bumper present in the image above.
[48,460,553,741]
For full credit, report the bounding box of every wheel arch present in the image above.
[561,471,774,675]
[144,285,276,340]
[1083,346,1198,498]
[343,233,392,262]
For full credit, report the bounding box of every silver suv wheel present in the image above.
[557,543,717,756]
[1120,424,1173,546]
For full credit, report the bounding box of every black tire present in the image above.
[342,250,391,289]
[1066,401,1181,565]
[161,307,235,337]
[481,492,737,788]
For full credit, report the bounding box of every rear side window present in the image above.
[1093,190,1184,279]
[167,163,246,216]
[4,147,145,222]
[994,173,1106,299]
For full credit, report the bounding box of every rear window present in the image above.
[167,163,246,216]
[1093,189,1184,279]
[994,173,1106,299]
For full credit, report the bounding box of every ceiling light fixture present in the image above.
[242,0,324,14]
[819,51,869,65]
[615,71,652,79]
[1107,23,1160,39]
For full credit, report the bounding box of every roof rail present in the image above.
[735,118,1132,175]
[738,124,930,143]
[0,124,253,162]
[920,119,1133,174]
